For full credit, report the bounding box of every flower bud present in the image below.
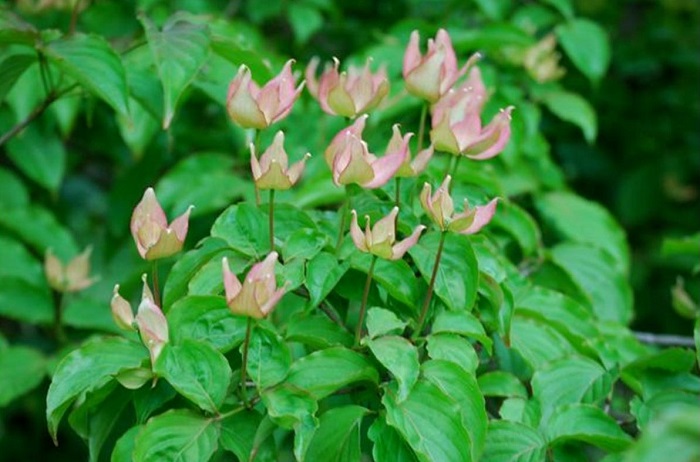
[134,275,169,365]
[130,187,193,260]
[227,60,304,129]
[251,131,310,190]
[44,246,97,293]
[110,284,135,331]
[306,57,389,118]
[420,175,498,234]
[350,207,425,260]
[222,252,286,319]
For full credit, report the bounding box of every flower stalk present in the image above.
[240,317,253,408]
[413,231,447,339]
[268,189,275,252]
[356,255,377,346]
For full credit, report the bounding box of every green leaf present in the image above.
[630,390,700,431]
[549,243,633,324]
[0,346,45,407]
[409,232,479,311]
[271,203,319,243]
[536,192,629,275]
[211,204,269,258]
[623,408,700,462]
[43,33,129,116]
[478,371,527,399]
[546,404,632,452]
[482,420,546,462]
[163,237,229,309]
[0,11,38,46]
[117,97,159,159]
[432,310,493,354]
[472,0,511,20]
[288,3,323,45]
[489,201,541,257]
[540,90,597,143]
[282,228,328,262]
[510,315,575,369]
[261,384,318,429]
[351,254,422,308]
[139,13,210,128]
[154,340,232,413]
[0,205,78,259]
[286,347,379,400]
[0,53,36,102]
[516,286,598,342]
[133,380,177,423]
[366,307,407,339]
[422,360,488,461]
[368,336,419,401]
[0,167,29,209]
[69,382,131,462]
[556,19,610,84]
[247,324,292,390]
[532,356,613,421]
[47,337,148,442]
[220,409,263,461]
[305,252,349,308]
[157,153,248,217]
[369,416,418,462]
[6,123,66,192]
[384,378,473,462]
[427,333,479,374]
[0,277,53,324]
[285,314,353,349]
[541,0,574,18]
[111,425,142,462]
[305,405,368,462]
[478,273,514,341]
[132,409,219,462]
[624,348,696,374]
[168,295,247,353]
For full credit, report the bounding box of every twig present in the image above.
[634,331,696,348]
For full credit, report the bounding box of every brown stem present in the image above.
[633,331,696,347]
[240,317,253,408]
[355,256,377,346]
[335,187,352,254]
[413,231,447,339]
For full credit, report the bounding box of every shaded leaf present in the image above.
[482,420,546,462]
[546,404,632,452]
[368,336,419,401]
[132,409,219,461]
[305,405,368,462]
[0,346,45,407]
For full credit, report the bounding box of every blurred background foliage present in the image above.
[0,0,698,460]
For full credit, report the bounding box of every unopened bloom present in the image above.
[222,252,286,319]
[403,28,480,103]
[110,284,135,331]
[389,125,434,177]
[306,57,389,118]
[420,175,498,234]
[227,59,304,129]
[44,246,97,293]
[131,188,193,260]
[524,34,565,83]
[324,115,408,189]
[350,207,425,260]
[251,131,310,190]
[112,275,168,364]
[430,68,514,159]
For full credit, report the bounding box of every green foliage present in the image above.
[0,1,697,461]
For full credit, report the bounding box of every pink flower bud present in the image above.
[324,116,409,189]
[306,57,389,118]
[430,68,514,159]
[251,131,310,190]
[130,188,193,260]
[350,207,425,260]
[387,124,434,177]
[44,246,97,293]
[420,175,498,234]
[227,59,304,129]
[403,29,479,103]
[110,284,135,331]
[135,275,169,365]
[222,252,286,319]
